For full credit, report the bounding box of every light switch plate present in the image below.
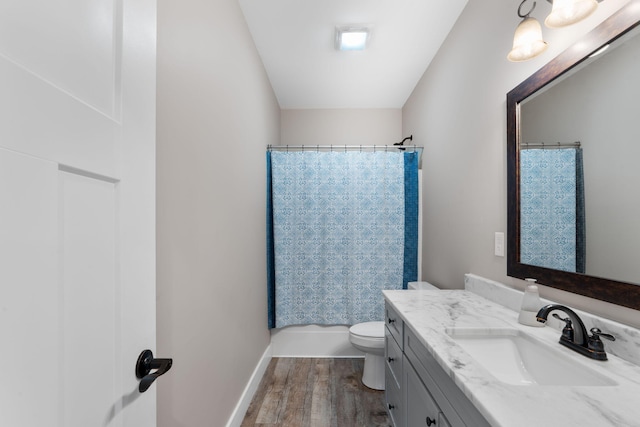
[494,232,505,257]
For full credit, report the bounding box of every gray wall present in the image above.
[402,0,639,327]
[156,0,279,425]
[281,109,402,146]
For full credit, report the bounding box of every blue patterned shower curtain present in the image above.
[266,151,419,329]
[520,148,585,273]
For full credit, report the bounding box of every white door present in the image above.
[0,0,158,426]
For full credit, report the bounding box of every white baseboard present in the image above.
[270,325,364,358]
[225,345,273,427]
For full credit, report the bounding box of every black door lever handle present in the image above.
[136,349,173,393]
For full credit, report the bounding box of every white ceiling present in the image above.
[238,0,469,109]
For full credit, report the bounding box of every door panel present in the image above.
[61,171,121,427]
[0,0,120,115]
[0,149,59,426]
[0,47,118,177]
[1,0,157,425]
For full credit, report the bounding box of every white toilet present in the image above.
[349,281,438,391]
[349,321,386,390]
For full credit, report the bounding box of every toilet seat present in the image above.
[349,321,385,338]
[349,321,385,350]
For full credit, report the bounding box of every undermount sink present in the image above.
[445,328,617,387]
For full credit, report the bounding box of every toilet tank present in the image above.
[408,281,438,290]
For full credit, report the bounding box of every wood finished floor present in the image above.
[241,358,391,427]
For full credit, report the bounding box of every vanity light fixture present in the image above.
[335,26,370,51]
[545,0,599,28]
[508,0,605,62]
[508,1,548,62]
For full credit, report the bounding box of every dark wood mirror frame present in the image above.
[507,1,640,311]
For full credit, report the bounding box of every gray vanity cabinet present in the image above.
[384,301,491,427]
[385,304,404,427]
[404,359,451,427]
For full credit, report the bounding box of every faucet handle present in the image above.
[553,313,574,342]
[588,328,615,356]
[590,328,615,341]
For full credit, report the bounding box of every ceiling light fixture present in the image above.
[335,26,370,51]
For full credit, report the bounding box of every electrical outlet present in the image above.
[494,232,505,257]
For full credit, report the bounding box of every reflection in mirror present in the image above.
[507,1,640,310]
[519,145,585,274]
[519,30,640,284]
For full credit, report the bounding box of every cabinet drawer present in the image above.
[385,302,403,347]
[385,367,402,427]
[405,326,491,427]
[404,357,447,427]
[385,329,403,389]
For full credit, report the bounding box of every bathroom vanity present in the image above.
[384,301,489,427]
[383,286,640,427]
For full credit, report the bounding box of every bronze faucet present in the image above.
[536,304,615,360]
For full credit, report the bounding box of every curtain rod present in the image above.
[267,144,423,153]
[521,141,581,149]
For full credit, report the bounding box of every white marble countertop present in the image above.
[383,289,640,427]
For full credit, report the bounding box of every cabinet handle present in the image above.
[387,357,395,363]
[388,404,395,410]
[426,417,436,426]
[388,318,396,324]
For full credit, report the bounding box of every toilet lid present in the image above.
[350,321,385,338]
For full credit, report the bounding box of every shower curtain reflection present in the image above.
[266,150,418,329]
[520,148,585,273]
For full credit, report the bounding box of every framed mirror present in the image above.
[507,1,640,310]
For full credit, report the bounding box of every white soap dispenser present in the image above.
[518,279,544,327]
